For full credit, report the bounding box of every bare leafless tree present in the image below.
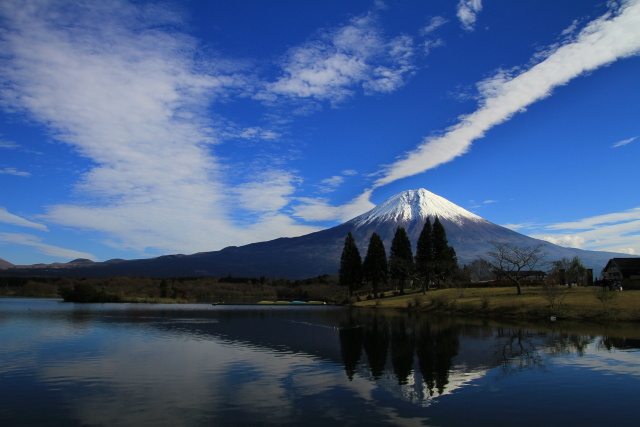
[466,258,494,282]
[485,242,547,295]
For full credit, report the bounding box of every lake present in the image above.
[1,298,639,426]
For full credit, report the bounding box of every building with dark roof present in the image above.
[601,258,640,289]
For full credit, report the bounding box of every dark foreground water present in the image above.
[1,298,639,426]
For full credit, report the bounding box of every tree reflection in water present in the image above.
[339,311,462,399]
[417,319,459,395]
[363,315,388,379]
[495,328,545,374]
[338,311,640,401]
[339,325,363,380]
[391,317,414,385]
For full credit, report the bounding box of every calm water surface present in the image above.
[1,298,639,426]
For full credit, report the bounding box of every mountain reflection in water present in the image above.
[1,299,639,426]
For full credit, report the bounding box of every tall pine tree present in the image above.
[415,217,435,293]
[432,217,458,286]
[389,227,414,295]
[363,232,388,298]
[339,232,363,297]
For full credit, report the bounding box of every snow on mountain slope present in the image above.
[350,189,485,227]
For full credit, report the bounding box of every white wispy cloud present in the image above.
[215,118,284,142]
[423,38,445,55]
[421,16,447,54]
[0,0,314,257]
[293,190,375,223]
[0,167,30,177]
[502,222,539,232]
[265,13,415,103]
[530,206,640,254]
[561,19,581,38]
[373,0,640,188]
[233,170,299,213]
[373,0,387,11]
[318,176,345,193]
[612,136,637,147]
[0,139,18,149]
[533,234,588,251]
[544,207,640,231]
[457,0,483,32]
[468,199,498,210]
[0,207,48,231]
[0,232,96,260]
[422,16,448,35]
[317,169,358,193]
[236,127,281,141]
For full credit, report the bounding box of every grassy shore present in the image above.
[353,286,640,321]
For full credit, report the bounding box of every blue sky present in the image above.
[1,0,639,266]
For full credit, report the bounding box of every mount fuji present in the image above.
[342,189,623,274]
[0,189,627,278]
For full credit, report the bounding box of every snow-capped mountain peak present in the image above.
[349,189,485,227]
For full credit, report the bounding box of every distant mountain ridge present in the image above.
[0,258,14,268]
[0,189,632,278]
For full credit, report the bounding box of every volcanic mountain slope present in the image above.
[343,189,623,273]
[0,258,14,268]
[0,189,629,278]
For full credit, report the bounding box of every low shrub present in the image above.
[480,295,490,310]
[412,295,423,308]
[430,292,453,308]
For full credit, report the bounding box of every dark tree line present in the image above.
[339,217,459,297]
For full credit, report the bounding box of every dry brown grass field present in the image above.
[353,286,640,321]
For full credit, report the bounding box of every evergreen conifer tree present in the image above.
[389,227,414,295]
[363,232,388,298]
[415,217,435,292]
[339,232,363,297]
[432,217,459,285]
